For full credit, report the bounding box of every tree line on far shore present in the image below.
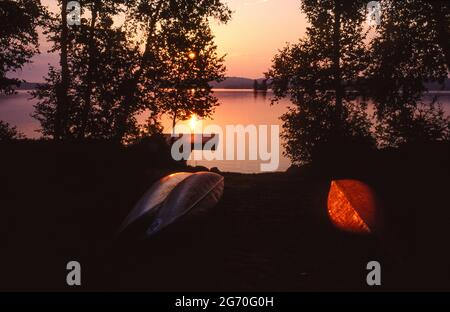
[253,79,268,91]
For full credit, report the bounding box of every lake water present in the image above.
[1,90,449,173]
[0,90,292,173]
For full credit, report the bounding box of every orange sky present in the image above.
[212,0,307,78]
[14,0,308,82]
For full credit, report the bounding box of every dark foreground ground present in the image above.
[0,139,449,291]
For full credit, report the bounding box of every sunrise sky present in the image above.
[12,0,307,82]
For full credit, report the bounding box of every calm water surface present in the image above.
[0,90,292,173]
[1,90,449,173]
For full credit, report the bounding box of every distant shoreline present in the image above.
[11,75,450,92]
[10,87,450,94]
[9,88,450,94]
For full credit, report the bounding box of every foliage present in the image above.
[119,0,232,137]
[0,121,25,140]
[367,0,450,146]
[0,0,46,94]
[268,0,450,163]
[267,0,374,163]
[150,21,226,128]
[33,0,231,142]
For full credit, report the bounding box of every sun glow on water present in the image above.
[189,114,198,132]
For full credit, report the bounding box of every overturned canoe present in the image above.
[119,172,193,233]
[327,179,377,234]
[119,172,224,238]
[146,172,224,237]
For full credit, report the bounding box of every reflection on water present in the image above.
[157,90,292,173]
[0,90,293,173]
[1,90,450,173]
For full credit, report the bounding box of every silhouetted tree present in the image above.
[0,0,45,94]
[267,0,373,163]
[55,0,70,139]
[429,1,450,71]
[260,79,268,91]
[31,0,78,139]
[34,0,231,142]
[253,80,259,91]
[152,22,226,132]
[253,79,268,91]
[67,1,142,141]
[78,16,144,141]
[112,0,232,141]
[33,1,145,140]
[77,0,106,139]
[367,0,450,146]
[0,121,24,140]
